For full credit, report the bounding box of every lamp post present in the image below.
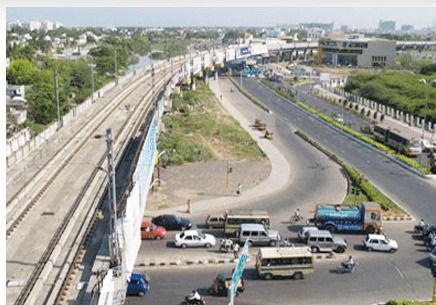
[157,150,166,187]
[418,79,436,140]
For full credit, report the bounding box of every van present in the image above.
[127,272,150,296]
[237,224,280,247]
[297,226,319,241]
[306,230,347,253]
[224,209,271,237]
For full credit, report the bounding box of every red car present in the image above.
[140,221,167,240]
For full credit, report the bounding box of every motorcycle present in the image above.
[180,297,206,305]
[220,239,237,253]
[336,262,357,274]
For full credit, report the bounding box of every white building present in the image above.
[54,21,63,29]
[307,28,326,40]
[26,21,41,31]
[266,28,284,38]
[41,21,54,32]
[77,33,87,45]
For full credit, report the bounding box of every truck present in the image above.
[309,202,383,234]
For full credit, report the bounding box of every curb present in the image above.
[383,215,414,222]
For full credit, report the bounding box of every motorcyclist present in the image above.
[342,255,355,270]
[419,218,425,228]
[186,290,201,303]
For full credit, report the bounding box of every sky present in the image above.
[6,7,436,29]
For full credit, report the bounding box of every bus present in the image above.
[224,209,270,237]
[373,125,420,156]
[256,247,314,280]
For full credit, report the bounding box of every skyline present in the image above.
[6,7,436,29]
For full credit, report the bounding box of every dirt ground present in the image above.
[146,158,271,210]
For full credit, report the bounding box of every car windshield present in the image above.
[198,232,206,239]
[179,232,185,239]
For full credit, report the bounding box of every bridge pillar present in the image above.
[410,115,415,126]
[192,77,196,91]
[303,49,308,62]
[406,113,410,124]
[214,70,218,80]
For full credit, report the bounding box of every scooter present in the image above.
[336,263,357,274]
[220,239,237,253]
[180,297,206,305]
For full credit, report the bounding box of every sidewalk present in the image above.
[144,78,292,217]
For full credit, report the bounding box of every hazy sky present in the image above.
[6,7,436,29]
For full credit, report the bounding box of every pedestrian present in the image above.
[236,183,242,196]
[232,243,240,259]
[187,199,192,214]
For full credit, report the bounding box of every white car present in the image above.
[363,234,398,253]
[333,113,344,124]
[408,141,422,155]
[420,139,435,151]
[175,230,216,248]
[297,226,319,241]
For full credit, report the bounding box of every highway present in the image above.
[126,78,433,305]
[239,77,436,223]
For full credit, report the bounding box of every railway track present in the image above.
[6,59,184,238]
[6,60,184,305]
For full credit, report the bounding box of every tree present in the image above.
[6,58,36,84]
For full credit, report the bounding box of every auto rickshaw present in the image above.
[254,118,266,131]
[209,272,245,297]
[265,130,273,140]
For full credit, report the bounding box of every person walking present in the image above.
[232,243,240,259]
[187,199,192,214]
[236,183,242,196]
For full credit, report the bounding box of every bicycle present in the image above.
[290,214,304,224]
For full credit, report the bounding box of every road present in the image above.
[126,78,434,305]
[239,77,436,223]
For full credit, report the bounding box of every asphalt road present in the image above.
[127,78,434,305]
[239,77,436,224]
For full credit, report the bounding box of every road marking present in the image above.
[394,264,405,279]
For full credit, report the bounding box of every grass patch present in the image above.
[386,301,436,305]
[159,81,264,166]
[261,79,431,175]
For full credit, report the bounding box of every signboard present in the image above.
[229,239,249,305]
[214,51,225,65]
[250,44,268,56]
[203,53,212,69]
[226,48,236,61]
[192,56,202,75]
[236,46,251,59]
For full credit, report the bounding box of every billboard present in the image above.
[225,48,236,61]
[236,46,251,59]
[250,44,268,56]
[214,50,225,65]
[192,56,202,75]
[203,53,212,68]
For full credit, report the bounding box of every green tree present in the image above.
[6,58,36,84]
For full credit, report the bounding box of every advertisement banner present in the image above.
[236,46,251,59]
[250,44,268,56]
[214,50,225,65]
[192,56,202,75]
[225,48,236,61]
[203,53,212,69]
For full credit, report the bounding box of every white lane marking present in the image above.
[394,265,405,279]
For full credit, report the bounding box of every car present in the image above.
[297,226,319,241]
[205,214,225,229]
[151,214,192,231]
[127,272,150,297]
[306,230,347,253]
[420,139,435,151]
[430,248,436,265]
[140,220,166,240]
[175,230,216,248]
[363,234,398,253]
[408,141,422,155]
[333,113,344,124]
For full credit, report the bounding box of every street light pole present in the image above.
[105,128,120,269]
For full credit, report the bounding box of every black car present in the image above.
[151,214,192,231]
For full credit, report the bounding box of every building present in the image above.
[318,36,396,67]
[340,25,349,32]
[54,21,63,29]
[25,21,41,31]
[300,22,334,32]
[266,28,284,38]
[378,20,396,33]
[6,85,27,125]
[401,24,414,33]
[307,28,326,40]
[41,21,54,31]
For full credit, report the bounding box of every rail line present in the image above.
[6,59,184,238]
[7,62,183,305]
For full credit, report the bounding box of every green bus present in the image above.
[224,209,270,237]
[256,247,314,280]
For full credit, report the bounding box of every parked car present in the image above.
[151,214,192,231]
[140,220,166,240]
[297,226,319,241]
[237,224,280,247]
[127,272,150,297]
[420,139,435,151]
[175,230,216,248]
[409,141,422,155]
[205,214,225,229]
[363,234,398,253]
[306,230,347,253]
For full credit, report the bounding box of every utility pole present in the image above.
[105,128,120,269]
[53,67,61,130]
[114,50,118,86]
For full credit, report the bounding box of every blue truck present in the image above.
[310,202,383,234]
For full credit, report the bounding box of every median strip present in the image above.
[295,130,408,217]
[228,76,270,113]
[260,79,431,176]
